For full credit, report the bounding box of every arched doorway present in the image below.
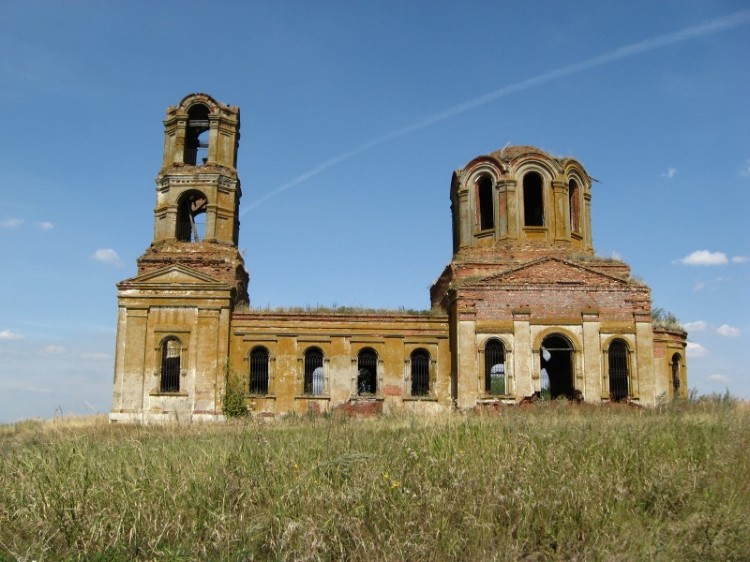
[540,335,574,399]
[357,348,377,395]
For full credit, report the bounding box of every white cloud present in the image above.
[36,221,54,231]
[741,158,750,177]
[81,352,110,361]
[731,256,749,264]
[709,373,731,383]
[91,248,122,266]
[611,251,622,261]
[678,250,729,266]
[43,345,66,354]
[686,341,708,358]
[0,330,24,341]
[684,320,708,332]
[661,167,677,178]
[0,218,24,229]
[715,324,741,337]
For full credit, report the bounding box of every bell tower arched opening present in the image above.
[184,104,210,166]
[176,190,208,242]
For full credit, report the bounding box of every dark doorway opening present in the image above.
[540,335,574,399]
[357,348,377,395]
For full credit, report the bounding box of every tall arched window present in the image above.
[608,339,629,401]
[250,346,269,395]
[540,334,573,399]
[184,104,210,165]
[160,337,182,393]
[176,190,207,242]
[477,175,494,231]
[568,179,580,233]
[410,349,430,396]
[357,348,378,395]
[523,172,544,227]
[671,353,682,397]
[304,347,325,395]
[484,339,506,395]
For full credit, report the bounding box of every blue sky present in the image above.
[1,1,748,422]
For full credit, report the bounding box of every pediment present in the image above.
[120,264,222,286]
[467,257,632,288]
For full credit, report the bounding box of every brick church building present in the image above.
[110,93,687,422]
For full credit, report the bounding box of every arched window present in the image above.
[249,346,269,395]
[484,339,506,395]
[184,104,210,165]
[671,353,682,396]
[540,335,573,399]
[568,179,580,233]
[523,172,544,227]
[176,190,207,242]
[477,175,494,231]
[304,347,325,395]
[411,349,430,396]
[608,339,629,401]
[357,348,378,395]
[160,337,182,393]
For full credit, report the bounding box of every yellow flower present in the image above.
[383,472,390,480]
[391,481,401,489]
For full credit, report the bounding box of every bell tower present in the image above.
[111,94,248,423]
[137,93,248,301]
[153,93,241,246]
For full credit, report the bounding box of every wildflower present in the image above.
[391,480,401,489]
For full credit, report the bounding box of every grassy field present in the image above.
[1,401,749,561]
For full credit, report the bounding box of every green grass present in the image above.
[1,402,749,561]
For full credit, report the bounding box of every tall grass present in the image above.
[1,402,749,561]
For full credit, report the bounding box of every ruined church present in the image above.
[110,93,687,422]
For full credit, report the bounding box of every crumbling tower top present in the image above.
[450,145,594,261]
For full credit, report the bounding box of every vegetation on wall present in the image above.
[1,401,748,561]
[221,368,248,418]
[652,307,684,331]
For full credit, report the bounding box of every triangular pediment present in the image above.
[119,264,223,286]
[466,257,633,288]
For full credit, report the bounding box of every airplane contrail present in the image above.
[243,9,750,213]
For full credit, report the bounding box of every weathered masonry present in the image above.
[110,93,688,422]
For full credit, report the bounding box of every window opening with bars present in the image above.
[608,340,629,401]
[304,348,324,395]
[250,347,269,395]
[160,337,181,393]
[411,349,430,396]
[484,339,506,395]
